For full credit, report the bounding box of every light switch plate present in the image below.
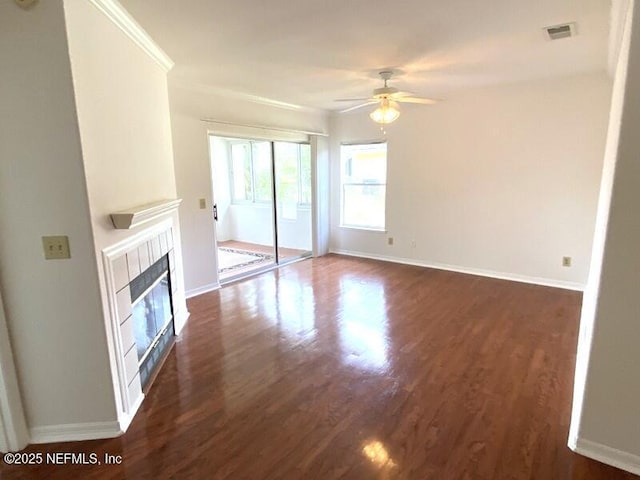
[15,0,38,8]
[42,236,71,260]
[199,198,206,209]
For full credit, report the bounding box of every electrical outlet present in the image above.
[199,198,206,209]
[387,237,394,246]
[42,236,71,260]
[562,256,572,267]
[411,239,417,248]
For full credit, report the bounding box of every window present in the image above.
[340,142,387,230]
[230,140,311,206]
[231,143,252,202]
[252,142,272,202]
[299,145,312,205]
[274,142,312,206]
[230,141,273,203]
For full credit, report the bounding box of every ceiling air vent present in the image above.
[544,23,576,40]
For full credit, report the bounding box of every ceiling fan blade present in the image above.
[339,101,378,113]
[395,96,439,105]
[389,91,415,98]
[334,97,372,102]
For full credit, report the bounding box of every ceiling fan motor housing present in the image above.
[373,86,398,98]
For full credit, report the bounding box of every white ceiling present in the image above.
[118,0,611,111]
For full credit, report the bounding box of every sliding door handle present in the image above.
[213,203,218,221]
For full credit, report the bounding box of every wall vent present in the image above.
[544,22,576,40]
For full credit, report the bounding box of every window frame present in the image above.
[228,140,312,208]
[339,141,388,232]
[228,140,254,204]
[296,143,312,208]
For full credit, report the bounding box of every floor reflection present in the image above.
[273,270,316,341]
[338,276,390,372]
[362,440,397,469]
[217,269,318,413]
[219,270,317,339]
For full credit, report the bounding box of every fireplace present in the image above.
[130,254,174,389]
[103,213,188,428]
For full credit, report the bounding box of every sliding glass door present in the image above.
[210,137,276,282]
[274,142,312,263]
[209,136,312,283]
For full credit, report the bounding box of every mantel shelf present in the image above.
[110,199,182,229]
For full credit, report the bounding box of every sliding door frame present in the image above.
[207,130,314,285]
[269,142,280,265]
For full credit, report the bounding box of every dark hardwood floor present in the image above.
[2,255,638,479]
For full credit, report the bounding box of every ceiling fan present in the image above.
[335,70,438,124]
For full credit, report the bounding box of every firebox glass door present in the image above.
[132,274,172,361]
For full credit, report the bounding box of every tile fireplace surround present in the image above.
[102,216,188,433]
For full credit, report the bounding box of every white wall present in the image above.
[63,0,188,331]
[275,208,312,251]
[0,0,187,440]
[0,0,115,429]
[226,205,275,246]
[210,137,233,241]
[169,83,328,296]
[330,72,612,288]
[0,287,28,452]
[312,136,331,256]
[570,0,640,474]
[226,204,312,251]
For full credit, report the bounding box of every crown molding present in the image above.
[87,0,174,72]
[608,0,631,76]
[200,118,328,138]
[170,79,327,115]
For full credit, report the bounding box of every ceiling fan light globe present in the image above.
[370,104,400,124]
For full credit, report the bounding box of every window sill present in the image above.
[339,225,387,233]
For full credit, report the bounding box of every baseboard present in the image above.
[185,283,220,299]
[174,309,191,335]
[30,421,122,444]
[572,437,640,476]
[118,392,144,433]
[330,249,585,291]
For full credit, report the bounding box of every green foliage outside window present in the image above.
[230,141,311,206]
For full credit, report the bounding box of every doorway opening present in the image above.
[209,136,312,283]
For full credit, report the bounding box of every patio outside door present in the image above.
[209,136,312,283]
[210,137,276,282]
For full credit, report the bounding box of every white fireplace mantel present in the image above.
[110,199,182,230]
